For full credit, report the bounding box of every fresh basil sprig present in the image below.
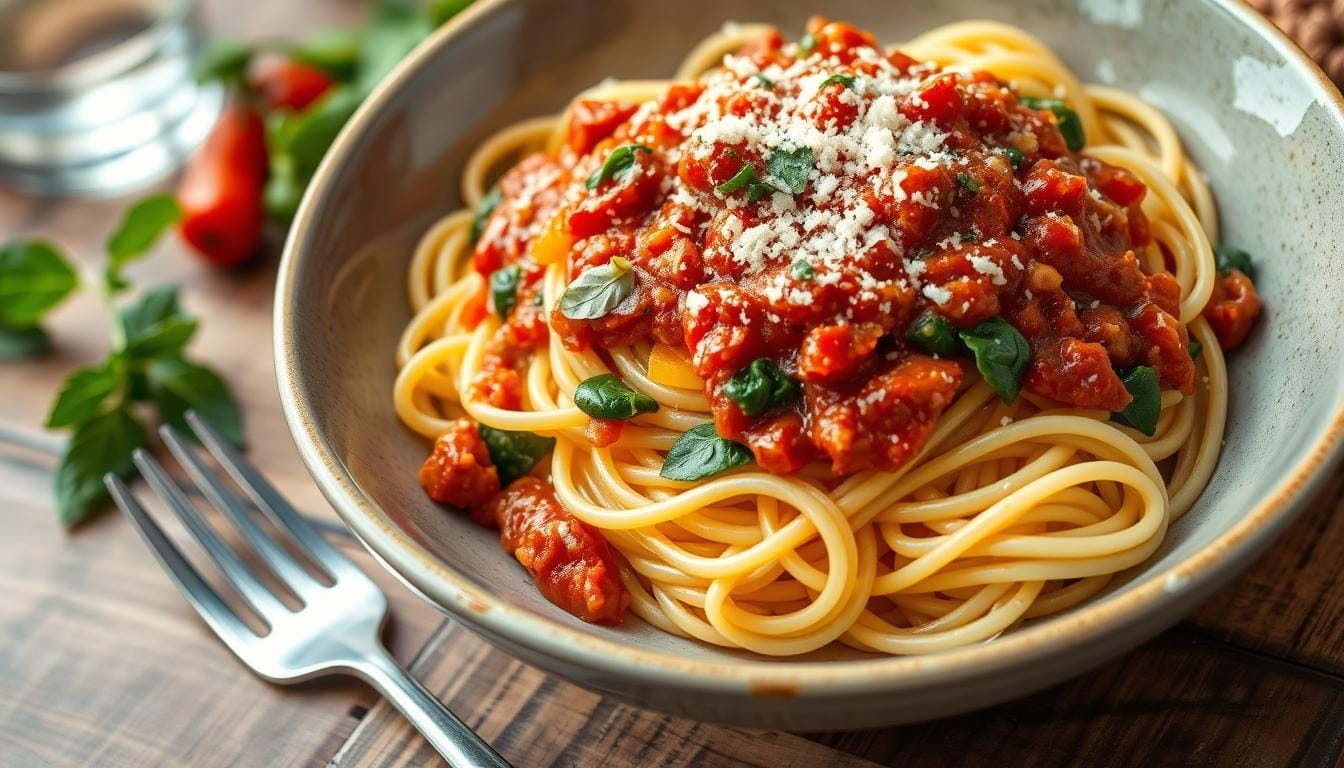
[1111,366,1161,436]
[1213,245,1254,278]
[559,257,635,320]
[586,145,652,190]
[959,316,1030,404]
[37,200,244,526]
[722,359,799,418]
[718,145,814,202]
[1019,96,1085,152]
[1188,339,1203,361]
[574,374,659,420]
[0,240,78,358]
[659,424,754,481]
[906,311,957,357]
[955,172,980,194]
[479,424,555,486]
[490,266,521,318]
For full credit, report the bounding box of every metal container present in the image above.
[0,0,220,197]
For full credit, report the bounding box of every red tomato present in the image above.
[177,101,268,268]
[248,56,334,112]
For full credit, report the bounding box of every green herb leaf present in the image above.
[490,266,522,319]
[427,0,474,26]
[105,194,182,292]
[0,325,50,359]
[717,163,766,200]
[46,362,121,429]
[271,86,363,179]
[660,424,753,481]
[959,316,1030,404]
[960,231,980,243]
[146,357,245,448]
[791,258,815,281]
[559,257,635,320]
[1189,339,1203,361]
[119,287,198,359]
[471,187,503,244]
[574,374,659,420]
[752,73,775,89]
[764,146,813,195]
[194,39,252,84]
[1019,96,1085,152]
[798,33,817,54]
[54,405,146,526]
[910,248,932,261]
[1110,366,1161,436]
[585,144,652,190]
[818,74,856,90]
[906,311,957,357]
[956,172,980,194]
[0,240,78,328]
[997,146,1026,169]
[479,424,555,486]
[355,1,434,95]
[721,359,799,418]
[1213,244,1254,279]
[291,29,361,81]
[263,154,304,223]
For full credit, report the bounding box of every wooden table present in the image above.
[5,3,1344,766]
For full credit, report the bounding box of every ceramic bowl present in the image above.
[276,0,1344,729]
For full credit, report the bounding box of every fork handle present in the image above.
[352,646,512,767]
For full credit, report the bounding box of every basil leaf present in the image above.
[355,1,434,95]
[105,194,182,292]
[119,287,198,359]
[291,29,361,81]
[1189,339,1203,361]
[1111,366,1161,436]
[272,86,363,179]
[1019,96,1085,152]
[146,357,245,448]
[798,33,817,54]
[959,316,1030,404]
[1213,245,1254,279]
[575,374,658,420]
[490,266,521,318]
[428,0,474,25]
[46,362,121,428]
[479,424,555,486]
[0,325,50,359]
[471,187,502,244]
[0,240,78,328]
[585,145,652,190]
[722,359,799,418]
[194,39,252,84]
[717,163,766,200]
[752,73,775,89]
[764,146,813,195]
[791,258,815,281]
[263,154,304,223]
[997,146,1025,169]
[906,311,957,357]
[559,257,635,320]
[660,424,753,481]
[55,405,146,526]
[956,172,980,194]
[818,74,856,90]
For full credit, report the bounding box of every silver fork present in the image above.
[104,411,510,768]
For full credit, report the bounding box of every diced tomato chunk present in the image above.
[418,420,500,508]
[566,100,639,155]
[1025,338,1131,412]
[1205,269,1261,350]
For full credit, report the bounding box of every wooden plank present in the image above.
[808,628,1344,768]
[1187,472,1344,674]
[329,621,881,768]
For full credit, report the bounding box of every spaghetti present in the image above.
[393,18,1261,655]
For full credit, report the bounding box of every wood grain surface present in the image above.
[4,2,1344,767]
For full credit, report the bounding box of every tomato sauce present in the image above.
[470,17,1216,476]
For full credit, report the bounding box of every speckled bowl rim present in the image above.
[276,0,1344,698]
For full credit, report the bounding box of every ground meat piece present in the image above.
[477,477,629,624]
[1205,269,1261,350]
[418,419,500,508]
[1025,337,1131,412]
